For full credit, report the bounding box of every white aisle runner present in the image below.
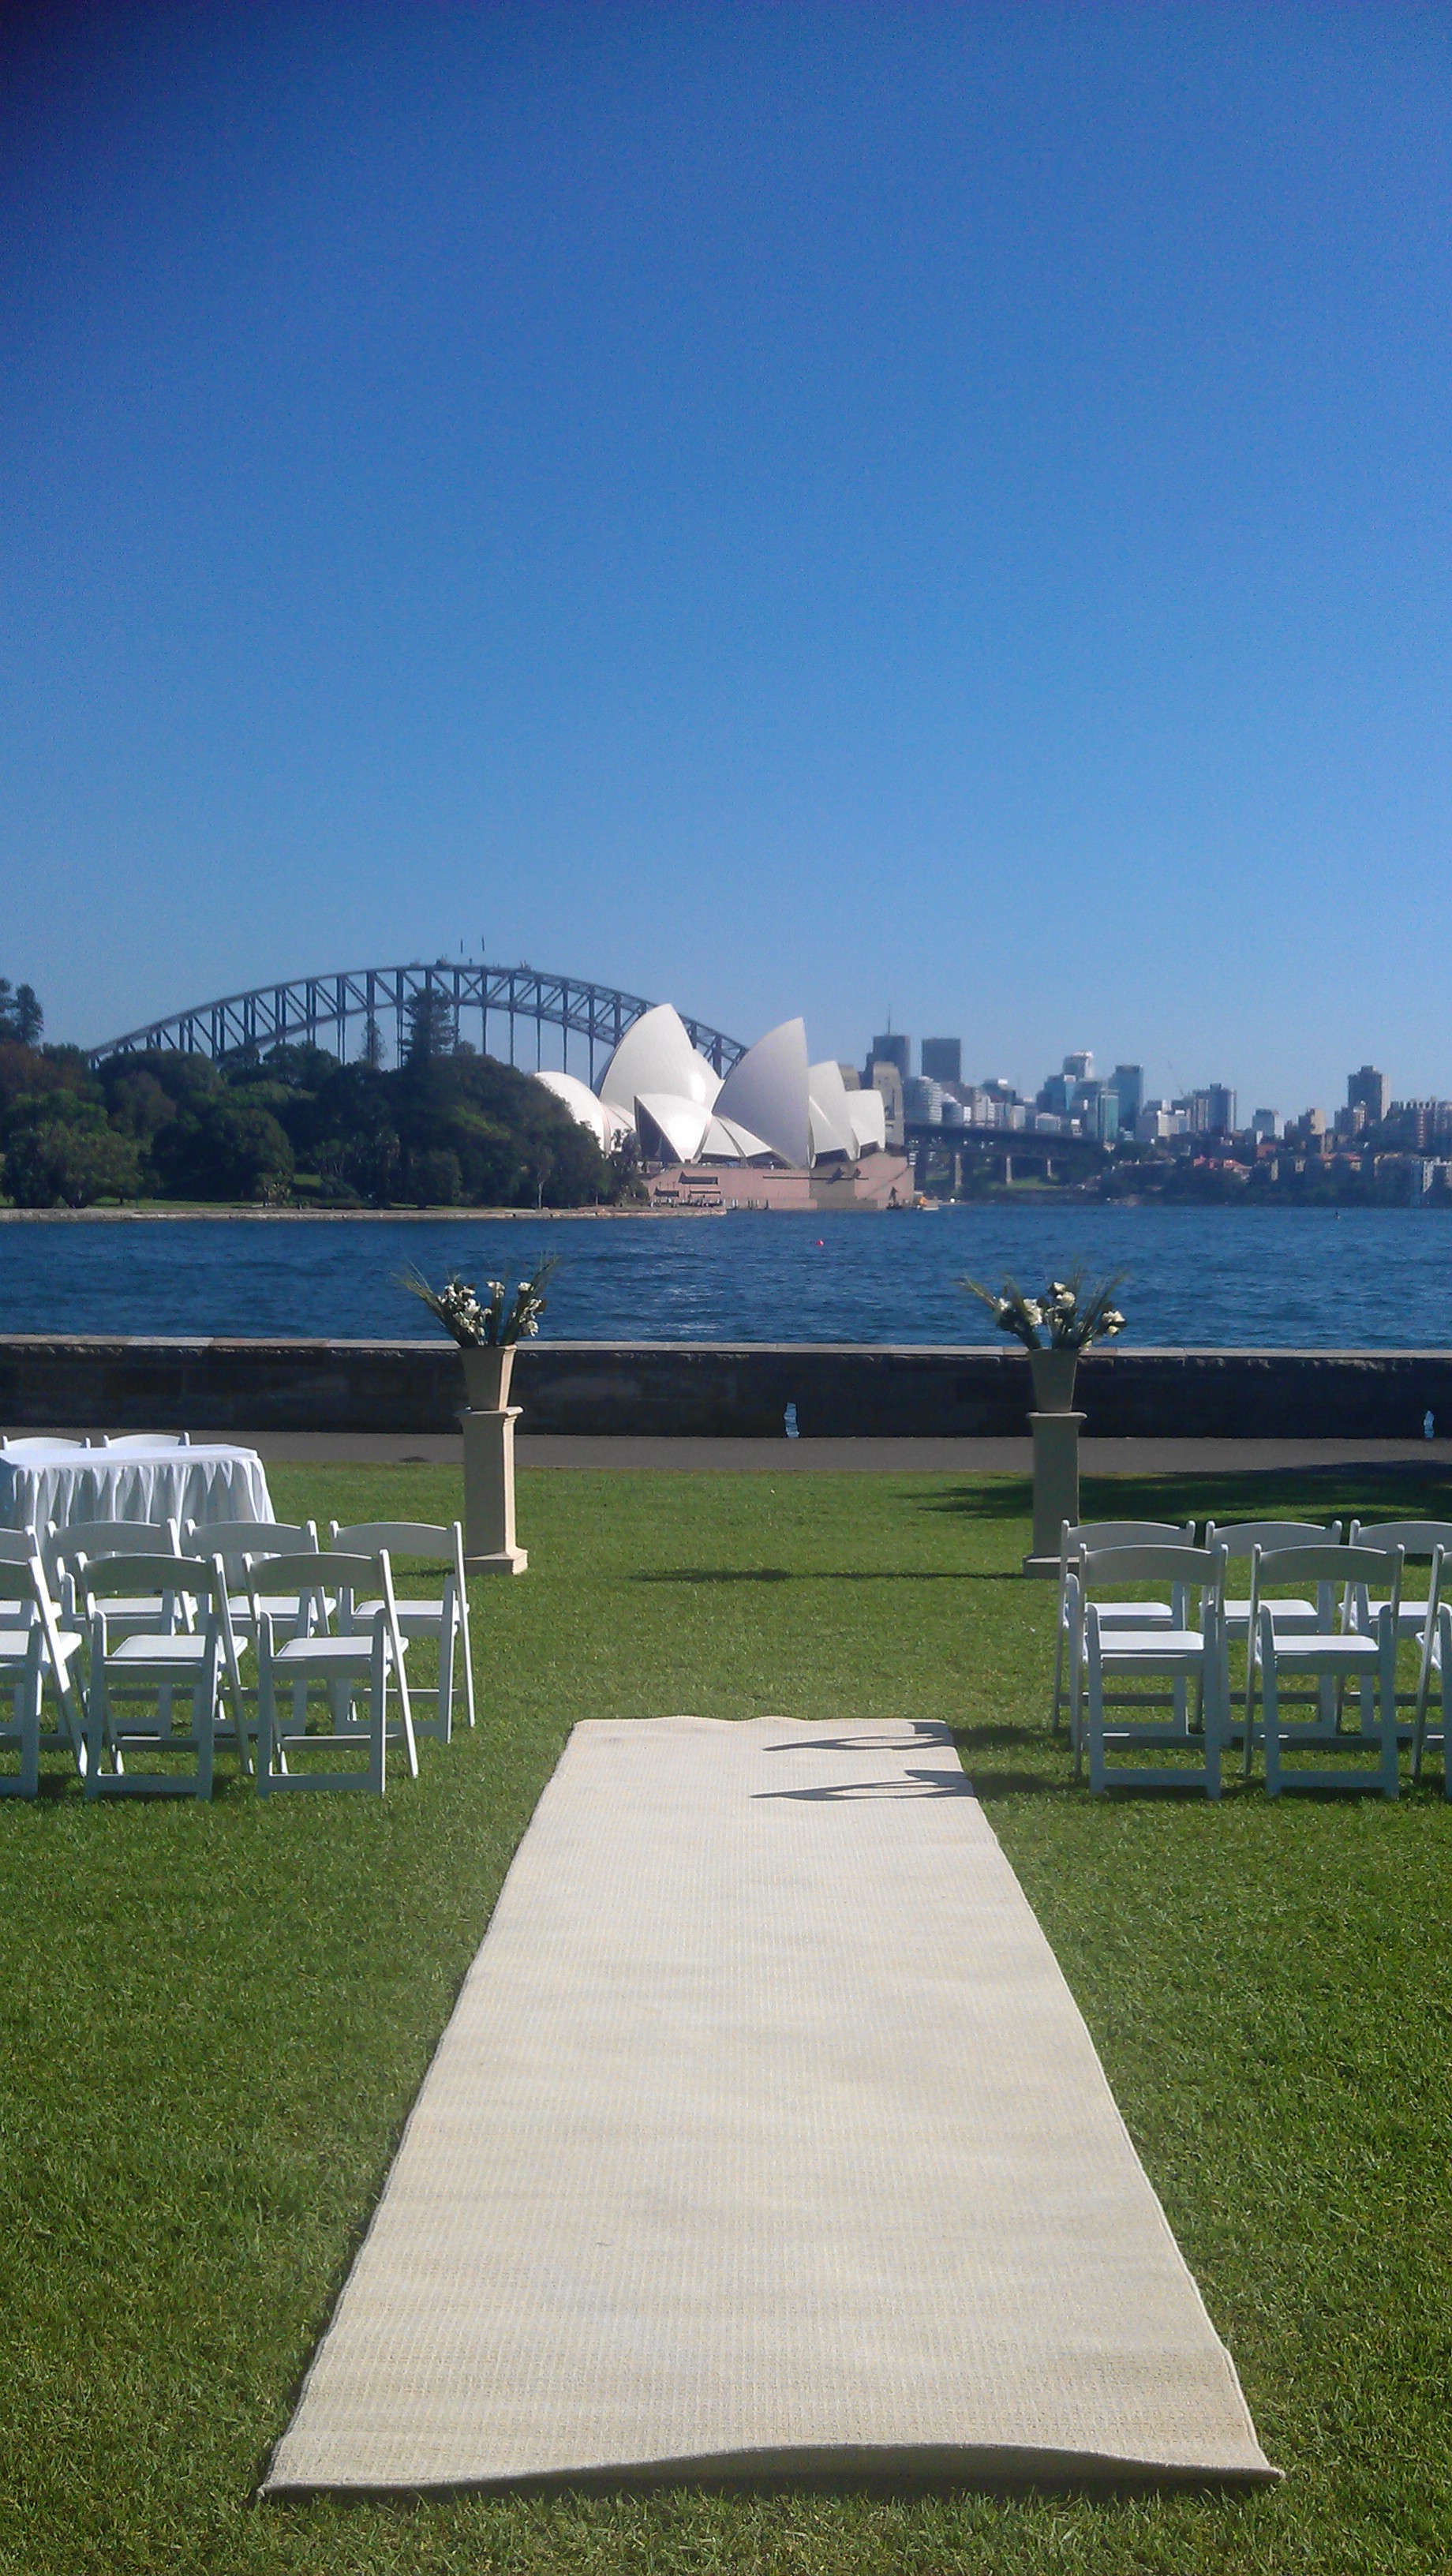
[265,1717,1275,2493]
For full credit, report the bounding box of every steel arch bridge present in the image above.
[86,963,746,1088]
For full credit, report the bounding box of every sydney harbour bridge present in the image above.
[87,962,746,1088]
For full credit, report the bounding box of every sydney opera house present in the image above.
[534,1005,909,1208]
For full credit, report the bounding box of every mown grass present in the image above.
[2,1459,1450,2574]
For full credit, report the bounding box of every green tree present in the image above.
[3,1099,140,1206]
[0,981,43,1046]
[152,1095,295,1201]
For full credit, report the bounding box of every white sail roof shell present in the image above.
[807,1059,858,1160]
[533,1069,628,1152]
[708,1114,775,1162]
[713,1018,812,1170]
[600,1005,721,1119]
[633,1094,713,1165]
[847,1086,887,1154]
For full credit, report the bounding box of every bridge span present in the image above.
[87,962,746,1088]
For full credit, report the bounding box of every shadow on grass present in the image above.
[919,1464,1452,1527]
[632,1567,1012,1584]
[948,1722,1072,1803]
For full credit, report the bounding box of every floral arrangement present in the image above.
[400,1257,558,1348]
[961,1265,1127,1352]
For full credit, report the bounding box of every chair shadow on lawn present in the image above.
[633,1567,1003,1585]
[918,1463,1452,1529]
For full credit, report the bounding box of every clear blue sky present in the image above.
[2,2,1449,1117]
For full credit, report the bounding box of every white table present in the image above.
[0,1443,275,1547]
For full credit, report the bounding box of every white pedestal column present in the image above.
[1022,1409,1085,1577]
[461,1404,528,1575]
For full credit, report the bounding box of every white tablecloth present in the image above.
[0,1444,275,1545]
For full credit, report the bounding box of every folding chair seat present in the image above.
[0,1531,86,1795]
[329,1519,474,1742]
[1050,1519,1193,1731]
[77,1553,245,1799]
[251,1552,416,1796]
[1074,1544,1228,1796]
[1244,1544,1404,1797]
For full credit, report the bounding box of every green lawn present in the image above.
[4,1460,1452,2575]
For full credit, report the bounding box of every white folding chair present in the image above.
[77,1553,244,1799]
[252,1552,416,1796]
[100,1433,192,1451]
[329,1519,473,1742]
[1245,1544,1404,1798]
[1345,1521,1452,1640]
[1052,1519,1193,1732]
[1204,1520,1343,1649]
[0,1436,90,1455]
[1411,1595,1452,1795]
[51,1519,189,1641]
[185,1519,322,1643]
[0,1531,86,1794]
[1075,1544,1228,1796]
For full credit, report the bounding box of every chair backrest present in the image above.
[1062,1520,1195,1560]
[73,1552,222,1612]
[0,1436,88,1457]
[1253,1543,1401,1590]
[247,1551,400,1651]
[100,1432,192,1451]
[186,1519,317,1564]
[51,1518,182,1567]
[328,1519,455,1563]
[0,1528,44,1565]
[1079,1544,1224,1593]
[1205,1519,1342,1556]
[245,1549,389,1601]
[1346,1519,1452,1559]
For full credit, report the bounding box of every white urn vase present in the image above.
[461,1343,516,1413]
[1027,1346,1080,1413]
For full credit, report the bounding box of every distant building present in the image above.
[870,1032,911,1081]
[1038,1071,1078,1118]
[868,1058,905,1145]
[920,1037,961,1085]
[1348,1064,1389,1123]
[1111,1064,1143,1127]
[1205,1084,1237,1134]
[903,1076,943,1122]
[1251,1108,1278,1143]
[1062,1050,1094,1083]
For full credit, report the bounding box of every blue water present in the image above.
[2,1207,1450,1346]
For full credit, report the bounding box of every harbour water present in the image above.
[1,1205,1450,1349]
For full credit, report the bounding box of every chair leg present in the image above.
[1262,1661,1281,1797]
[1379,1620,1400,1800]
[1050,1612,1066,1732]
[256,1655,275,1797]
[1085,1638,1105,1795]
[369,1634,387,1795]
[459,1578,476,1728]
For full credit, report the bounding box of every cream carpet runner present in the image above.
[265,1717,1275,2492]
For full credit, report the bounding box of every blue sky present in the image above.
[2,2,1449,1117]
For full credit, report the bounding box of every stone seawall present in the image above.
[2,1336,1451,1440]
